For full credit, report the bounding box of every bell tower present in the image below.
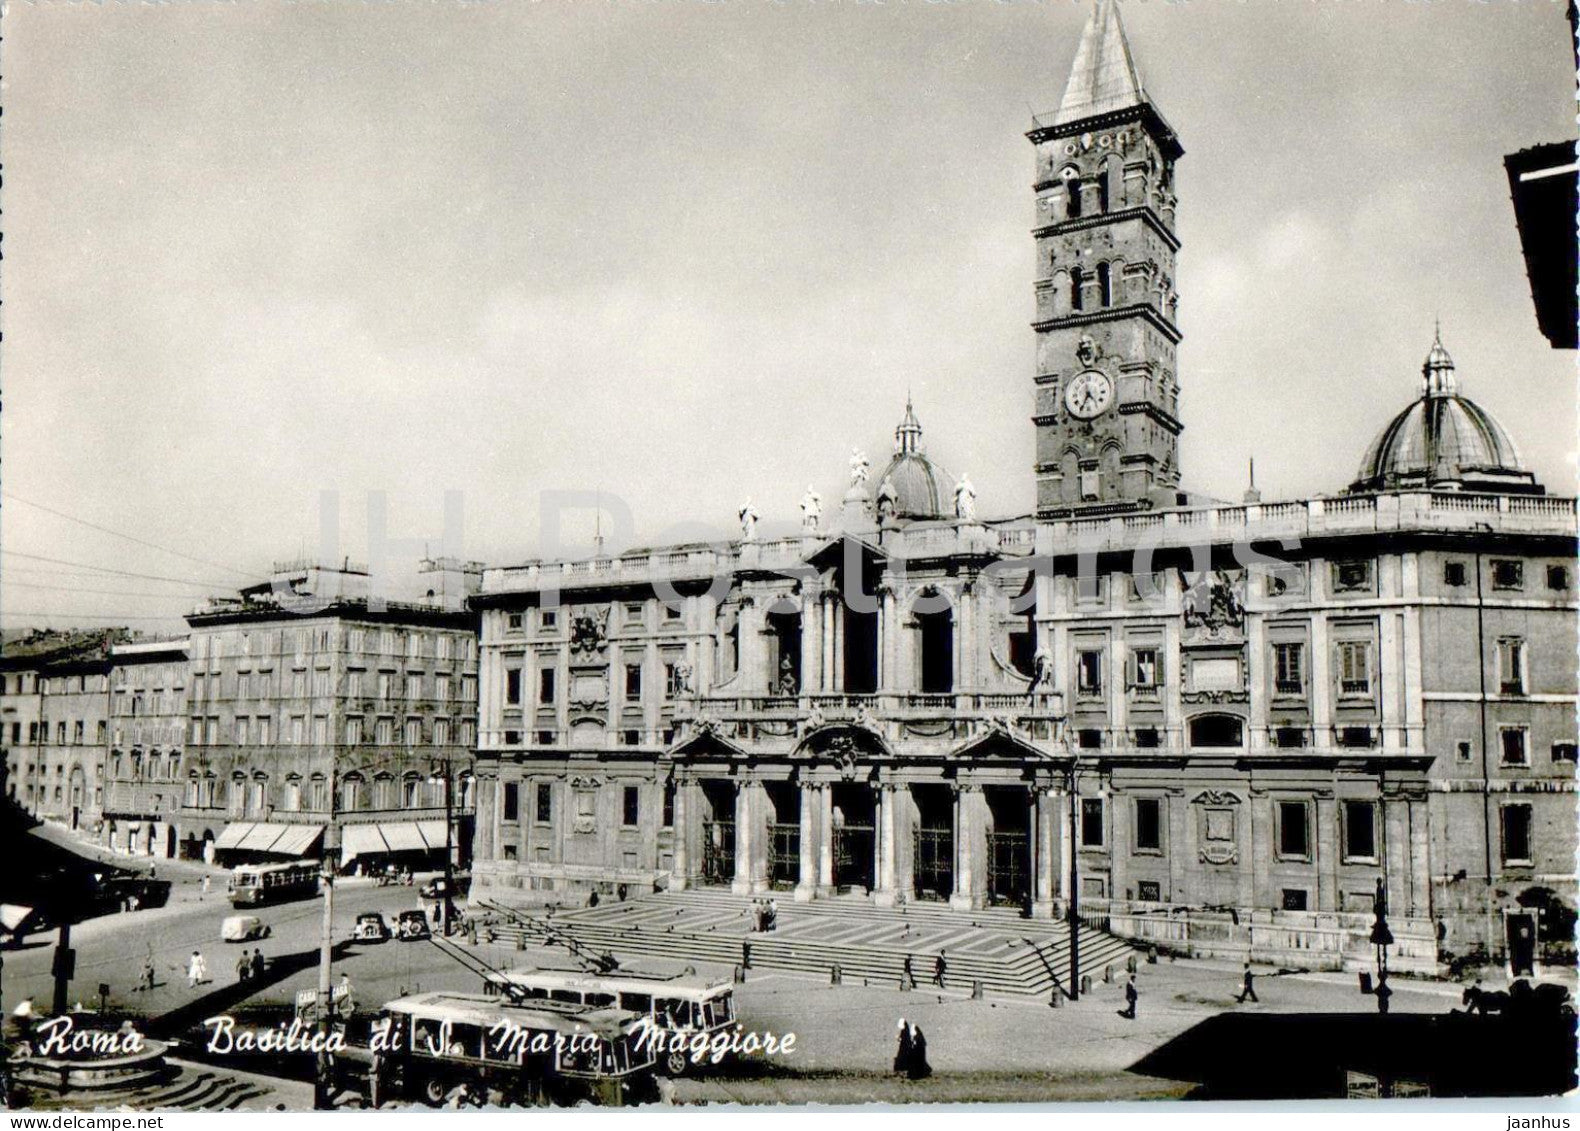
[1029,0,1184,517]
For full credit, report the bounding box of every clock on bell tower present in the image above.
[1028,0,1184,517]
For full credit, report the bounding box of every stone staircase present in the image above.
[478,888,1140,999]
[22,1065,288,1112]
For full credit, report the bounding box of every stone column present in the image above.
[817,784,834,894]
[955,583,973,692]
[880,584,898,694]
[893,785,915,903]
[832,605,845,692]
[749,781,771,894]
[739,599,765,694]
[795,781,818,902]
[874,783,898,907]
[800,590,820,697]
[472,776,494,864]
[671,778,690,891]
[1032,786,1059,919]
[1408,795,1431,917]
[732,783,753,894]
[949,784,987,911]
[821,598,836,693]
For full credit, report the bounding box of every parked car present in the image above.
[419,873,471,900]
[98,877,172,914]
[397,909,432,941]
[222,914,271,943]
[354,912,392,943]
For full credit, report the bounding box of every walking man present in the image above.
[236,949,251,984]
[1235,962,1258,1004]
[1121,974,1138,1020]
[902,954,915,992]
[250,948,265,981]
[932,951,947,989]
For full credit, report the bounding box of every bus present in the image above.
[228,861,320,907]
[482,968,736,1076]
[369,991,657,1107]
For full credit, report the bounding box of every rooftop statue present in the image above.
[954,473,977,520]
[799,485,823,532]
[849,448,871,489]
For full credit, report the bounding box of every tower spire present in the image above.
[1054,0,1147,126]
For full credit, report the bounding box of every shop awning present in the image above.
[377,822,427,853]
[213,823,255,851]
[237,823,290,852]
[415,820,448,851]
[340,824,390,861]
[271,825,324,857]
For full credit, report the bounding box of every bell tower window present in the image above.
[1070,267,1085,312]
[1097,262,1112,308]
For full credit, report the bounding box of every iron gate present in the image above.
[832,824,875,891]
[701,819,735,886]
[986,830,1029,907]
[769,823,801,889]
[913,825,953,901]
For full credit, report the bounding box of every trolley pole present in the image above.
[313,768,338,1110]
[441,758,455,937]
[1068,770,1080,1002]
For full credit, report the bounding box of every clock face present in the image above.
[1065,370,1114,419]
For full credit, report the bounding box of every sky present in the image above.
[3,0,1576,633]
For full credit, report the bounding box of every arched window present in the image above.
[341,773,363,813]
[1066,176,1083,219]
[309,773,329,812]
[283,775,303,812]
[402,773,422,808]
[1188,714,1244,749]
[248,773,269,816]
[1097,262,1112,308]
[229,773,246,816]
[1070,267,1085,312]
[374,773,396,810]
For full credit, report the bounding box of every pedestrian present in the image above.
[906,1024,931,1080]
[187,950,205,988]
[901,954,915,992]
[588,889,600,909]
[339,972,356,1015]
[237,949,251,984]
[932,951,947,989]
[1121,974,1138,1020]
[1235,962,1258,1004]
[250,948,265,981]
[140,959,156,992]
[201,874,211,897]
[742,939,752,970]
[893,1018,913,1075]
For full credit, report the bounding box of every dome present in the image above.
[872,398,952,520]
[1349,330,1539,495]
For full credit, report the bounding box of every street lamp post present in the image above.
[1370,876,1394,1015]
[313,765,339,1110]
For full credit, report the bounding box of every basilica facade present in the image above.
[468,0,1577,972]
